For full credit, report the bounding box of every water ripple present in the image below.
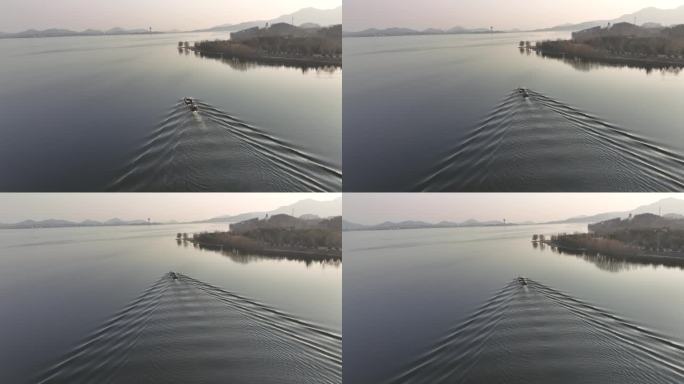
[416,89,684,191]
[109,99,342,191]
[35,273,342,384]
[385,278,684,384]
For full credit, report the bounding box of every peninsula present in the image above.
[534,213,684,265]
[533,22,684,68]
[186,214,342,261]
[187,23,341,67]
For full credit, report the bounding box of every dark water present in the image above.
[343,33,684,191]
[36,273,341,384]
[110,99,341,191]
[417,88,684,191]
[343,224,684,383]
[0,33,341,191]
[0,224,341,383]
[386,279,683,384]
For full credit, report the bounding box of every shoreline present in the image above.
[530,37,684,69]
[0,32,164,40]
[536,48,684,68]
[189,239,342,260]
[342,31,506,38]
[537,239,684,264]
[189,47,341,67]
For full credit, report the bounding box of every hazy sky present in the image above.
[345,193,684,225]
[0,0,341,32]
[0,193,341,223]
[345,0,684,31]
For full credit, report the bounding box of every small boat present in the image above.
[518,276,528,286]
[518,88,530,98]
[169,271,178,280]
[184,97,199,112]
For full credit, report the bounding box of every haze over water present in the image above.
[344,32,684,191]
[344,224,684,383]
[0,32,341,191]
[0,223,341,383]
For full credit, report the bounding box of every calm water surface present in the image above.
[0,223,341,383]
[0,33,341,191]
[344,224,684,383]
[343,33,684,191]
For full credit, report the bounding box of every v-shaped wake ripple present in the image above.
[109,99,342,191]
[385,278,684,384]
[416,89,684,191]
[35,272,342,384]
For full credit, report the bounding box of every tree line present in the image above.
[190,215,342,253]
[193,25,341,62]
[532,229,684,257]
[537,24,684,59]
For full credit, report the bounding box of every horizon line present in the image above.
[0,5,342,34]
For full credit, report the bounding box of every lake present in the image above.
[0,223,341,383]
[0,33,341,191]
[343,224,684,383]
[343,32,684,191]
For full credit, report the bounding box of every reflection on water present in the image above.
[528,49,684,75]
[343,32,684,191]
[343,224,684,383]
[533,240,684,272]
[0,223,341,383]
[0,32,340,191]
[186,49,341,74]
[179,239,342,267]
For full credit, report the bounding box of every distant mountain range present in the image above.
[198,6,342,32]
[342,5,684,38]
[0,198,342,230]
[202,198,342,223]
[344,198,684,231]
[343,26,493,37]
[4,197,680,232]
[0,6,341,39]
[0,27,156,39]
[0,218,153,229]
[551,197,684,223]
[342,218,506,231]
[539,5,684,32]
[589,212,684,234]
